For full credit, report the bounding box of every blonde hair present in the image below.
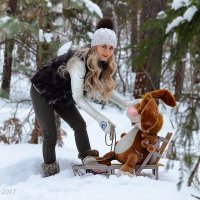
[59,46,117,101]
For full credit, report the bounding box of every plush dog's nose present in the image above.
[127,107,138,117]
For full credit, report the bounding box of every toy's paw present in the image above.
[151,136,159,144]
[141,132,147,138]
[120,133,126,138]
[82,156,98,165]
[82,156,107,174]
[83,156,107,174]
[141,139,149,148]
[147,144,156,152]
[116,170,136,178]
[96,157,111,166]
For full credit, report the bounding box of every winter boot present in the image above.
[78,149,99,161]
[41,161,60,177]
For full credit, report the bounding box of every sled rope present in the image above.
[72,127,117,171]
[105,126,116,152]
[82,128,117,165]
[88,127,116,163]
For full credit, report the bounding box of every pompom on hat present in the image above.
[91,18,117,48]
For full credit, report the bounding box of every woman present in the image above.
[30,18,137,177]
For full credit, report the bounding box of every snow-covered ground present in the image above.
[0,96,199,200]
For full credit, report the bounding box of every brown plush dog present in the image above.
[85,89,176,176]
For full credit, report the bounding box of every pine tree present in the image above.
[0,0,103,145]
[133,0,200,190]
[1,0,17,98]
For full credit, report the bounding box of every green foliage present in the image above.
[62,0,102,45]
[134,1,200,190]
[183,153,195,169]
[0,16,38,39]
[133,1,200,68]
[166,13,200,65]
[172,91,200,188]
[0,89,9,99]
[132,14,166,69]
[15,63,32,74]
[63,0,102,18]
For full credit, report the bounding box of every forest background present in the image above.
[0,0,199,193]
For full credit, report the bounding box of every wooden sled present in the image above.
[72,132,173,180]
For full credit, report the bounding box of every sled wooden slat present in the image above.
[72,132,172,180]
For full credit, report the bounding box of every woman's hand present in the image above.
[96,115,116,135]
[99,120,116,135]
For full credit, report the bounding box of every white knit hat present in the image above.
[91,28,117,48]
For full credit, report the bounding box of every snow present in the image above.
[45,0,52,8]
[183,5,198,22]
[157,11,167,19]
[52,3,63,13]
[38,29,44,42]
[38,30,53,43]
[165,0,199,34]
[57,42,72,56]
[171,0,191,10]
[82,0,103,18]
[53,17,64,26]
[44,32,53,43]
[0,16,11,23]
[87,31,93,40]
[166,16,184,34]
[0,94,199,200]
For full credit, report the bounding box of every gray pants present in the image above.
[30,85,91,164]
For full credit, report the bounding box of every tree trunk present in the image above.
[1,38,14,98]
[29,5,44,144]
[29,2,64,144]
[133,0,167,98]
[187,155,200,187]
[173,61,185,101]
[1,0,17,98]
[129,0,138,72]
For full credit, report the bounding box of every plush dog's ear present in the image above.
[150,89,176,107]
[140,98,159,132]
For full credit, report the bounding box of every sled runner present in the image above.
[72,132,173,180]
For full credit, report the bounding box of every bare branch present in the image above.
[188,156,200,187]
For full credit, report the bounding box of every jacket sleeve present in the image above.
[108,90,142,109]
[108,90,132,109]
[67,57,108,123]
